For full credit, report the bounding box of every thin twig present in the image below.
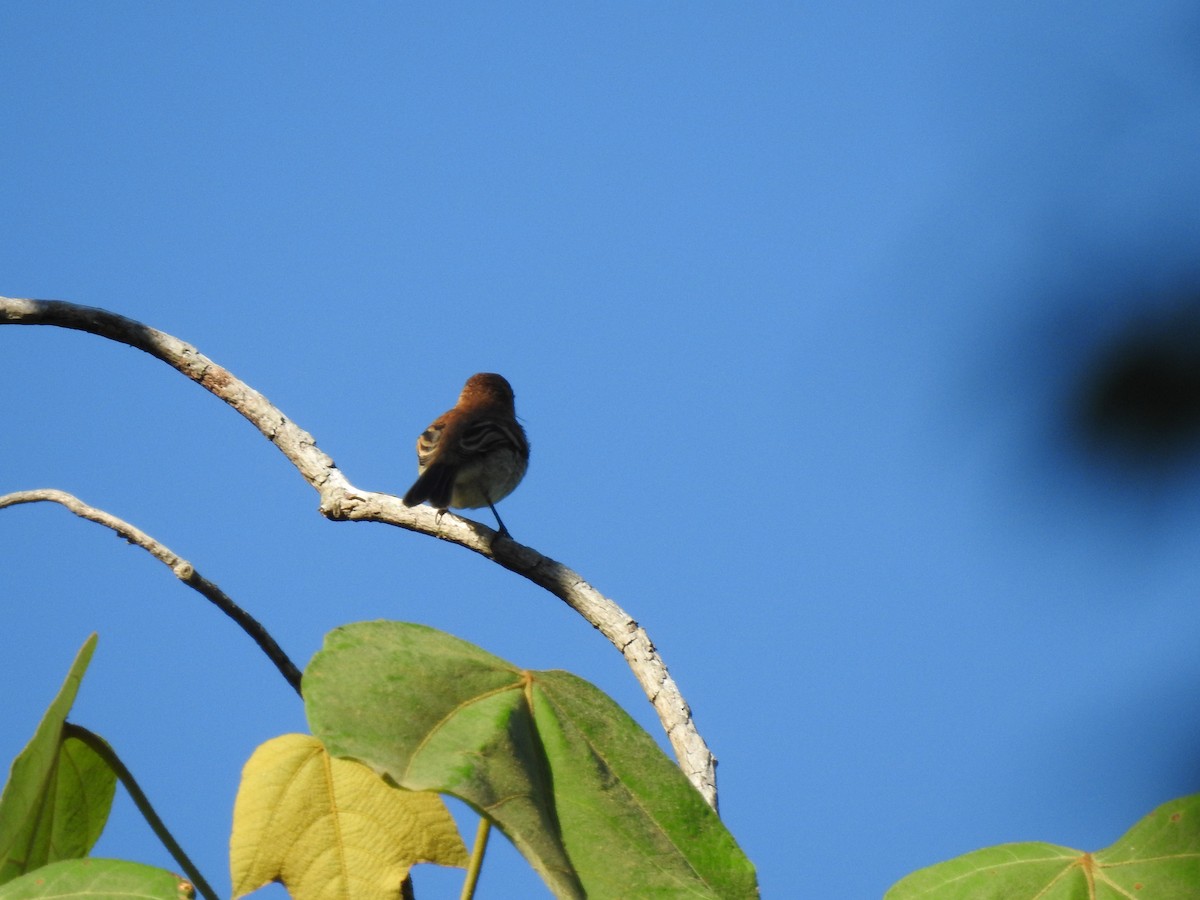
[64,723,220,900]
[0,296,718,808]
[0,488,303,696]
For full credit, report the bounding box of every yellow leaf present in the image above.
[230,734,468,899]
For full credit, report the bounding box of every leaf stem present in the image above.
[64,723,220,900]
[459,817,491,900]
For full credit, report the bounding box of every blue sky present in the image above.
[4,4,1200,898]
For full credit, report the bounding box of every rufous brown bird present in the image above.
[402,373,529,536]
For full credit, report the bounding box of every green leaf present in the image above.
[0,858,194,899]
[886,793,1200,899]
[0,636,116,885]
[304,621,758,900]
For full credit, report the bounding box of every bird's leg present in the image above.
[485,495,510,538]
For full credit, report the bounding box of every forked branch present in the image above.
[0,296,718,808]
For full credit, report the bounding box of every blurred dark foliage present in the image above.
[1075,297,1200,467]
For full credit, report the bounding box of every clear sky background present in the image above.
[4,4,1200,898]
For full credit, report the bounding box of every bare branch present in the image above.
[0,488,303,695]
[1,296,719,808]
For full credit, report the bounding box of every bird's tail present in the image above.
[403,463,456,509]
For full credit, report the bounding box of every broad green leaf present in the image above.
[43,737,115,855]
[886,793,1200,899]
[304,621,758,900]
[0,635,116,885]
[531,670,755,899]
[0,858,194,899]
[230,733,467,899]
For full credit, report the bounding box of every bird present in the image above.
[402,373,529,537]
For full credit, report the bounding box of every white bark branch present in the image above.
[1,296,718,809]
